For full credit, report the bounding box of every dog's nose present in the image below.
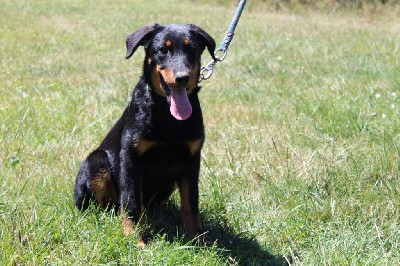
[175,72,190,86]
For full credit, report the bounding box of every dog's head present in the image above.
[126,23,215,120]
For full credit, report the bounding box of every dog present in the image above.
[73,23,216,248]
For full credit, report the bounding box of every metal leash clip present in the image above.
[199,48,227,82]
[199,60,216,82]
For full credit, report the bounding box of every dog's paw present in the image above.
[137,240,147,250]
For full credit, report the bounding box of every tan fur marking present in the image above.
[137,139,158,155]
[159,67,176,87]
[179,179,202,237]
[137,204,146,249]
[137,240,146,249]
[122,203,146,247]
[122,216,134,235]
[187,139,203,155]
[91,169,118,209]
[187,64,200,94]
[165,40,172,47]
[151,65,165,96]
[183,39,190,46]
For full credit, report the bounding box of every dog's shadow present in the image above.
[144,200,289,266]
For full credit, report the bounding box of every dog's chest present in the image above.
[137,140,202,186]
[136,139,202,156]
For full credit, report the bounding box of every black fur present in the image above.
[74,24,215,241]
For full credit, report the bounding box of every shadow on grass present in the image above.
[145,201,289,266]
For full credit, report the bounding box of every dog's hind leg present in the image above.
[74,150,118,211]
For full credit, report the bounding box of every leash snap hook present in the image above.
[199,60,216,81]
[198,48,227,82]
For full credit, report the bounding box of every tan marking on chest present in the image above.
[136,139,158,155]
[136,139,203,155]
[186,139,203,155]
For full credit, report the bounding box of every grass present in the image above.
[1,0,399,265]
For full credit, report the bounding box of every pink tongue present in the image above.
[169,88,192,120]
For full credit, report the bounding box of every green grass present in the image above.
[1,0,399,265]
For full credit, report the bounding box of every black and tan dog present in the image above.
[74,23,216,248]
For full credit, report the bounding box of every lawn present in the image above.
[0,0,399,265]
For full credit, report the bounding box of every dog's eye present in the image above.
[159,46,168,54]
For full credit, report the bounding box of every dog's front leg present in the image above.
[119,145,146,248]
[178,177,202,237]
[178,155,203,240]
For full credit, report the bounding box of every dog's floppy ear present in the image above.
[126,23,160,59]
[188,24,216,61]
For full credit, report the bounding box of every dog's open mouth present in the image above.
[160,75,192,121]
